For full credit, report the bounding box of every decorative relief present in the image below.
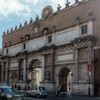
[57,4,61,11]
[42,6,53,18]
[45,70,50,81]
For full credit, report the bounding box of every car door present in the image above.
[32,89,38,96]
[30,87,38,96]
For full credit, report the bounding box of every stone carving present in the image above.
[36,15,39,21]
[57,4,61,11]
[7,29,9,33]
[30,17,33,23]
[24,20,27,26]
[25,34,30,40]
[42,6,53,18]
[19,23,22,28]
[75,0,79,3]
[15,25,17,30]
[88,12,94,20]
[11,27,13,32]
[46,70,50,81]
[3,31,6,35]
[65,0,70,8]
[75,16,80,24]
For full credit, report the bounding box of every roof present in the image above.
[0,86,12,88]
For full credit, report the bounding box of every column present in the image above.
[50,52,55,82]
[1,62,4,82]
[18,59,20,81]
[88,46,92,65]
[23,59,27,82]
[41,55,45,81]
[74,49,79,81]
[88,46,92,95]
[5,62,9,83]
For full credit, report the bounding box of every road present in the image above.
[24,95,99,100]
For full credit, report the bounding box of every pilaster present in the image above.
[5,62,9,83]
[1,62,4,82]
[74,49,79,81]
[41,55,45,81]
[50,52,55,82]
[23,59,27,82]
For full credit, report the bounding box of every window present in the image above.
[48,35,52,43]
[81,25,88,35]
[23,43,26,50]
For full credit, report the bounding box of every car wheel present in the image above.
[44,95,47,98]
[3,98,7,100]
[27,93,30,97]
[36,94,40,98]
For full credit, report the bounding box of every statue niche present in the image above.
[46,70,50,81]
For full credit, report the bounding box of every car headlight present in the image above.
[6,94,12,98]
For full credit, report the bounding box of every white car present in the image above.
[26,86,47,98]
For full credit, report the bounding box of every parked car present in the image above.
[26,86,47,98]
[0,85,24,100]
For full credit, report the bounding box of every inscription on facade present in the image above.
[11,62,18,68]
[57,53,74,61]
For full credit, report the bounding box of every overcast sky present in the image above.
[0,0,81,49]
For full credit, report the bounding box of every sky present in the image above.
[0,0,80,49]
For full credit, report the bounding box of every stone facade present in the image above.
[0,49,2,82]
[1,0,100,95]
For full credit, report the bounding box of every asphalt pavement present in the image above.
[24,93,100,100]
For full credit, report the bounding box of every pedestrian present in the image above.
[56,84,63,95]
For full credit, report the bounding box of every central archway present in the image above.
[59,67,70,92]
[28,59,42,87]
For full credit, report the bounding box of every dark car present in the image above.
[0,86,24,100]
[26,86,47,98]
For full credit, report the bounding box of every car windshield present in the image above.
[39,87,45,90]
[2,88,13,93]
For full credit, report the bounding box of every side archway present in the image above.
[28,59,42,87]
[10,71,18,84]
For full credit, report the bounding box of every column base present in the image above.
[72,81,94,95]
[40,80,55,93]
[15,81,26,90]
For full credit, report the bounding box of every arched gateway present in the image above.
[59,67,71,92]
[10,71,18,84]
[28,59,42,87]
